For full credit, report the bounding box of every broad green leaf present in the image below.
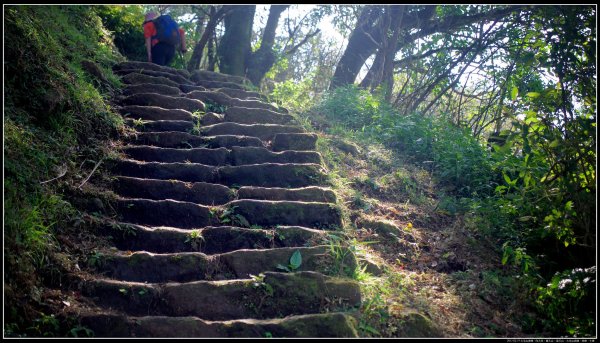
[503,173,513,186]
[289,250,302,270]
[526,92,540,99]
[510,86,518,100]
[549,139,560,148]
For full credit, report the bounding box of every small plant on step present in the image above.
[220,206,250,227]
[185,229,205,251]
[276,250,302,272]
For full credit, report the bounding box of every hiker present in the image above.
[143,12,187,66]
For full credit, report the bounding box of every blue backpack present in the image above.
[151,15,180,46]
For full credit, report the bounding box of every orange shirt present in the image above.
[143,21,185,47]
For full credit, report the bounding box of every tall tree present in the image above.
[330,5,523,90]
[217,5,255,76]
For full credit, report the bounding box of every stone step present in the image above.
[116,68,192,85]
[93,245,350,283]
[120,145,229,164]
[112,176,234,205]
[195,79,246,90]
[190,69,250,86]
[125,119,194,132]
[125,132,263,149]
[122,83,182,97]
[121,72,180,88]
[113,197,339,229]
[225,200,342,229]
[80,271,361,320]
[115,198,218,229]
[230,147,322,165]
[218,163,326,188]
[114,61,191,79]
[272,133,318,151]
[237,186,336,203]
[214,87,267,101]
[112,160,325,187]
[224,107,295,125]
[98,222,326,254]
[200,122,302,141]
[120,105,195,121]
[111,159,217,183]
[186,90,281,113]
[121,93,205,113]
[179,84,208,93]
[120,145,319,165]
[78,312,358,337]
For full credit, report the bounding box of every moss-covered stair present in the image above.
[76,61,361,337]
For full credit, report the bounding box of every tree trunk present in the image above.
[217,5,256,76]
[186,6,229,72]
[207,31,216,71]
[331,6,521,91]
[246,5,289,86]
[330,6,384,89]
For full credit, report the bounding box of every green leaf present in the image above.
[510,86,518,101]
[289,250,302,270]
[549,139,560,148]
[526,92,540,99]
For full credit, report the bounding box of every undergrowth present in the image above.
[4,5,125,337]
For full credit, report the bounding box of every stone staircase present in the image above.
[75,62,361,337]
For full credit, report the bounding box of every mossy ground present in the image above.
[4,6,127,337]
[293,108,537,338]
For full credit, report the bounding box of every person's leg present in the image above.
[151,43,168,65]
[163,45,176,66]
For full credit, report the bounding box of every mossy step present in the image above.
[125,119,195,132]
[114,61,190,79]
[237,186,336,203]
[200,122,302,141]
[78,311,358,337]
[190,69,250,86]
[111,159,218,183]
[115,198,218,229]
[122,93,205,113]
[195,79,246,90]
[122,83,182,97]
[120,145,320,165]
[121,72,179,88]
[224,107,295,125]
[114,197,340,229]
[112,176,234,205]
[98,222,326,254]
[81,271,361,320]
[116,68,192,86]
[126,132,263,149]
[112,160,325,187]
[93,245,347,283]
[230,147,322,165]
[186,90,281,113]
[218,163,326,188]
[226,200,342,228]
[214,87,267,101]
[120,105,195,121]
[120,146,229,165]
[272,133,318,152]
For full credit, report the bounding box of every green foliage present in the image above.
[276,250,303,272]
[4,5,123,336]
[534,266,596,337]
[318,85,494,197]
[94,5,146,61]
[270,73,316,112]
